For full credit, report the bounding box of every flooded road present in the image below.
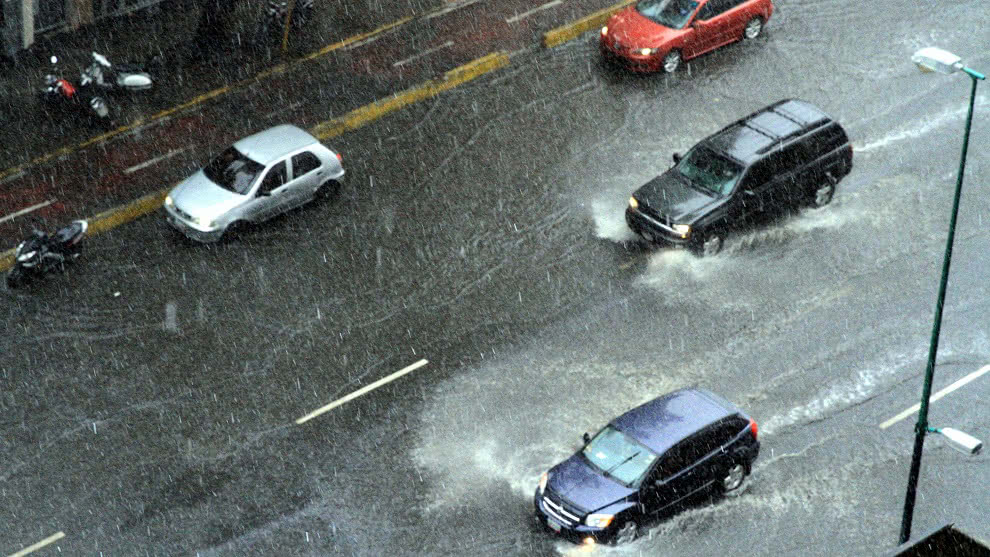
[3,0,990,554]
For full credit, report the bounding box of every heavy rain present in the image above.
[1,0,989,555]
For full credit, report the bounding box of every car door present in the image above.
[641,438,709,515]
[290,150,325,202]
[246,160,290,222]
[733,158,772,220]
[689,0,737,55]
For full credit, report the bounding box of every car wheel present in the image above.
[695,231,723,257]
[811,177,836,208]
[662,50,681,73]
[743,17,763,40]
[613,520,638,545]
[720,463,748,494]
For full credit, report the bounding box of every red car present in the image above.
[600,0,773,73]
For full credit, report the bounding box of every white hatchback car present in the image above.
[164,124,345,242]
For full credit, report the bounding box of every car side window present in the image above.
[258,161,287,195]
[659,438,708,478]
[742,159,773,190]
[291,151,322,179]
[697,0,732,19]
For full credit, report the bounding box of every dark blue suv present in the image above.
[533,388,759,545]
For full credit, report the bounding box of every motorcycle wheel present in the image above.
[6,267,27,288]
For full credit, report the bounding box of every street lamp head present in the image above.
[938,427,983,455]
[912,47,963,75]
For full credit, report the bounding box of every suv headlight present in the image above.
[638,47,658,56]
[538,472,549,493]
[585,513,615,528]
[628,196,639,209]
[672,224,691,238]
[164,195,174,208]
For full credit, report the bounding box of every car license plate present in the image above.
[547,518,562,532]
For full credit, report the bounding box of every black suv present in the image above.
[625,99,853,256]
[534,388,759,545]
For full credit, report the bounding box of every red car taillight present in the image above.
[749,419,758,440]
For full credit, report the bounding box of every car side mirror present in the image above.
[672,153,682,164]
[582,432,591,445]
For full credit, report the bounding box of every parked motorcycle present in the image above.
[39,55,111,127]
[79,51,156,93]
[7,220,89,288]
[252,0,314,46]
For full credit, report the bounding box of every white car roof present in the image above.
[233,124,321,164]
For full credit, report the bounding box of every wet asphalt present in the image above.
[3,0,990,555]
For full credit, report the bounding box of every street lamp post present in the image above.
[899,47,985,545]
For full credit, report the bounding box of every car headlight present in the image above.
[585,513,615,528]
[628,196,639,209]
[538,472,549,494]
[673,224,691,238]
[601,26,608,36]
[638,47,658,56]
[164,195,174,208]
[17,250,37,262]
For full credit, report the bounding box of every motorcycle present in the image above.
[252,0,314,46]
[79,51,156,93]
[7,220,89,288]
[39,55,111,127]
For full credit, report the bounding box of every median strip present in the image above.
[542,0,634,48]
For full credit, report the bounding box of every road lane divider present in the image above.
[0,199,57,225]
[880,364,990,429]
[296,359,429,424]
[542,0,634,48]
[6,531,66,557]
[506,0,563,24]
[123,148,189,175]
[310,51,510,140]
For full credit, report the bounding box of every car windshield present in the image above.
[636,0,700,29]
[203,147,265,195]
[582,425,658,486]
[676,147,743,196]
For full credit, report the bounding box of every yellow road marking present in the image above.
[542,0,634,48]
[296,359,429,424]
[6,531,65,557]
[311,51,510,140]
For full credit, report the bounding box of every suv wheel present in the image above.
[743,17,763,40]
[662,50,681,73]
[695,231,723,257]
[811,176,837,208]
[720,463,748,494]
[613,520,638,544]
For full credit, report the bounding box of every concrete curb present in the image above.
[542,0,634,48]
[311,51,511,141]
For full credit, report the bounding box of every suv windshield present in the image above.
[582,425,658,486]
[636,0,700,29]
[677,147,743,196]
[203,147,265,195]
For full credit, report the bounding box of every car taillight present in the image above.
[335,152,342,162]
[749,419,758,440]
